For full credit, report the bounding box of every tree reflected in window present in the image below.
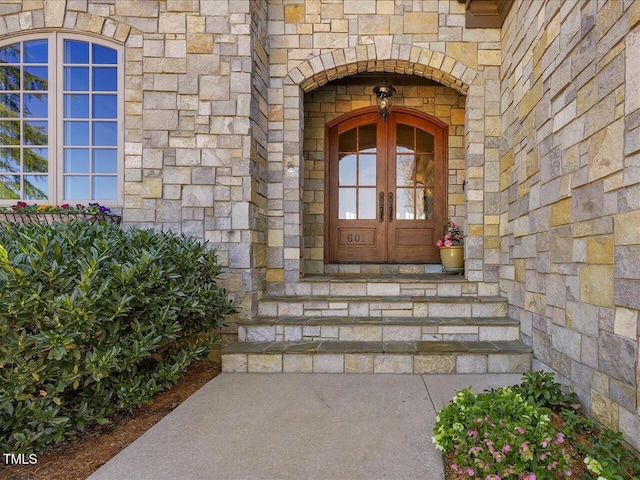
[0,40,48,200]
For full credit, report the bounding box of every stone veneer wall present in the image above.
[500,0,640,448]
[267,0,504,286]
[302,82,466,274]
[0,0,267,314]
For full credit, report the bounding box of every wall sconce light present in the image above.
[286,162,295,173]
[373,82,396,123]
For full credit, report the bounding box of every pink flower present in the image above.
[436,239,443,247]
[518,474,536,480]
[515,426,525,434]
[444,239,453,247]
[465,467,475,476]
[468,430,478,438]
[502,465,516,475]
[469,446,483,455]
[547,461,558,471]
[502,444,511,453]
[541,437,551,448]
[554,433,565,445]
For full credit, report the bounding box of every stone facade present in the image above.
[0,0,638,448]
[500,0,640,449]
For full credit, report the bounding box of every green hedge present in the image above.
[0,220,235,454]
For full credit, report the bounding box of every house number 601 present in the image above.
[347,234,364,242]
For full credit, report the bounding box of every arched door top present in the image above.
[325,106,449,131]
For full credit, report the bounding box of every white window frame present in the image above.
[0,32,124,207]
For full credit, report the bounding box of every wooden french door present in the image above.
[326,107,447,263]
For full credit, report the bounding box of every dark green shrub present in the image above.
[0,220,235,454]
[514,370,579,408]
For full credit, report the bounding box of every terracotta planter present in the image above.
[439,245,464,271]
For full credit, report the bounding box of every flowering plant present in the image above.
[436,218,462,247]
[433,387,572,479]
[1,201,112,214]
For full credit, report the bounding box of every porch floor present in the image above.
[88,373,523,480]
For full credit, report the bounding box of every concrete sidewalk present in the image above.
[88,373,522,480]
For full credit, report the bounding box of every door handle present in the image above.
[388,192,393,222]
[379,192,385,223]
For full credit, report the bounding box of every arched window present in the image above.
[0,33,122,205]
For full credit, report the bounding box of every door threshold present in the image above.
[321,263,448,275]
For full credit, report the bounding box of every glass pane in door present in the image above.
[396,188,415,220]
[339,188,356,219]
[359,188,376,219]
[415,154,434,186]
[416,129,434,152]
[339,153,356,185]
[338,124,377,220]
[339,127,357,152]
[359,154,376,185]
[417,187,434,219]
[359,124,376,152]
[396,154,415,186]
[396,124,414,152]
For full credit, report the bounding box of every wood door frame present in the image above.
[324,106,449,264]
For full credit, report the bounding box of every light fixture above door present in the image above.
[373,82,396,123]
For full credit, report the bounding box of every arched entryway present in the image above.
[326,107,448,264]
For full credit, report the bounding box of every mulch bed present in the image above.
[0,361,221,480]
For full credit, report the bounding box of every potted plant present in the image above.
[436,218,463,272]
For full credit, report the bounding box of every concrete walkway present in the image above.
[88,373,522,480]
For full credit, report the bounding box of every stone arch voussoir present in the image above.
[0,7,139,44]
[285,45,480,95]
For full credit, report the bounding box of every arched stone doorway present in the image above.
[273,47,490,283]
[301,74,468,274]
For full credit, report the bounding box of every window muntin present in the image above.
[0,34,121,204]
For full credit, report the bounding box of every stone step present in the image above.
[222,340,532,374]
[257,295,508,318]
[322,264,446,275]
[237,316,520,343]
[267,275,500,297]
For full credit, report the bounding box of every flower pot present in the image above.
[439,245,464,272]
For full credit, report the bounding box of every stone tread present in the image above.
[237,315,519,326]
[259,295,506,303]
[223,340,532,355]
[302,274,472,283]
